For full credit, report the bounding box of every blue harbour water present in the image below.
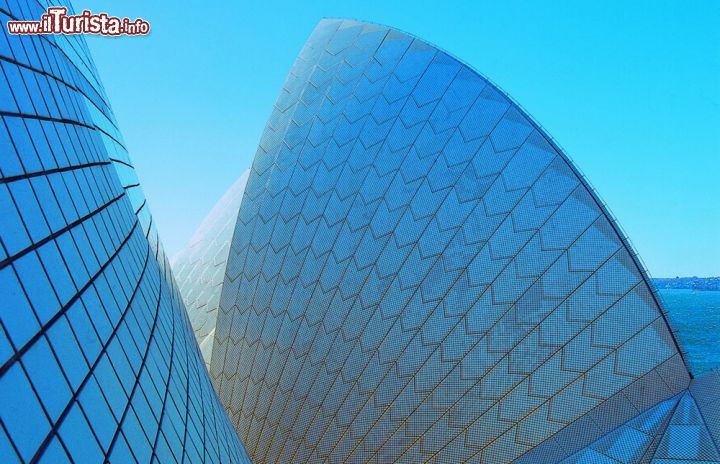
[659,289,720,375]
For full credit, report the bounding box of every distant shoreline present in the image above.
[652,277,720,291]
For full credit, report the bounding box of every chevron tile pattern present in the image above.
[209,19,698,464]
[173,170,250,367]
[0,1,249,462]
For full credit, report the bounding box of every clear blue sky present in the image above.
[78,0,719,277]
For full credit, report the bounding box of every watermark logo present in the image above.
[7,7,150,36]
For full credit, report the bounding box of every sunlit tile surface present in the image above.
[0,1,249,462]
[2,4,717,463]
[209,19,716,464]
[173,170,250,367]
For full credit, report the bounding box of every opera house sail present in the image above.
[0,1,249,462]
[173,170,250,367]
[206,18,719,464]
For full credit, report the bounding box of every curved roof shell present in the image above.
[211,18,697,463]
[0,1,250,462]
[173,170,250,366]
